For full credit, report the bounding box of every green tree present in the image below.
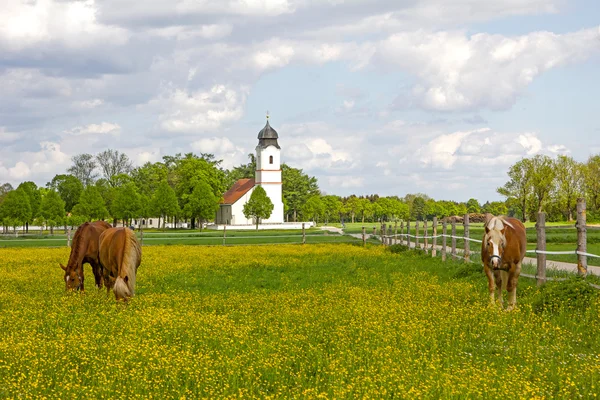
[282,164,319,222]
[321,195,342,224]
[47,174,83,212]
[40,190,66,234]
[344,196,360,223]
[243,186,274,230]
[555,155,583,221]
[482,201,508,216]
[411,197,426,220]
[72,186,109,220]
[528,155,556,215]
[131,162,169,199]
[497,158,533,221]
[302,195,325,224]
[17,181,42,233]
[184,180,219,230]
[151,180,180,230]
[67,153,98,187]
[466,198,481,214]
[224,154,256,189]
[112,182,141,226]
[0,188,31,235]
[584,155,600,211]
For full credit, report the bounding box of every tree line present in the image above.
[0,150,320,233]
[1,151,599,233]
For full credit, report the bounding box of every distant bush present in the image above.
[532,276,599,314]
[388,244,410,253]
[453,262,483,279]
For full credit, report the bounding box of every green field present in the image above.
[1,244,599,398]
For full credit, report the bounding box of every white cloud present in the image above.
[0,128,20,144]
[328,176,364,189]
[64,122,121,136]
[190,137,248,168]
[376,27,600,111]
[547,144,570,154]
[73,99,104,109]
[0,0,130,51]
[517,133,543,155]
[148,85,248,134]
[0,141,70,183]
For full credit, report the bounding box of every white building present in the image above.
[216,118,285,225]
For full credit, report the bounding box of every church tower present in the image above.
[255,116,284,223]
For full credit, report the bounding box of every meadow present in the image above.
[1,244,599,398]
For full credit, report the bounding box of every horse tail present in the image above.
[113,229,141,301]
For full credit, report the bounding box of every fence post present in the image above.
[388,225,393,246]
[451,219,457,260]
[67,227,71,247]
[442,220,447,261]
[407,221,411,248]
[400,221,404,245]
[424,220,428,253]
[381,223,386,246]
[302,223,306,244]
[362,226,366,246]
[372,226,377,241]
[223,224,226,246]
[432,217,437,257]
[463,214,470,263]
[394,221,398,245]
[415,220,420,250]
[576,198,587,276]
[536,212,547,286]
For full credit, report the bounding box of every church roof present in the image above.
[221,178,255,205]
[257,120,280,149]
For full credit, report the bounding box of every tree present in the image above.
[528,155,556,215]
[111,182,141,226]
[555,155,583,221]
[67,153,99,187]
[47,174,83,212]
[243,186,274,230]
[411,197,426,220]
[40,190,66,234]
[282,164,319,222]
[482,201,508,216]
[497,158,533,222]
[184,180,219,230]
[150,180,180,229]
[17,181,41,233]
[302,196,325,224]
[322,195,342,224]
[584,155,600,211]
[224,153,256,189]
[96,149,134,187]
[0,188,31,235]
[72,186,109,220]
[466,198,481,214]
[344,196,360,223]
[0,183,13,202]
[131,162,169,198]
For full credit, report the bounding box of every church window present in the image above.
[269,155,273,164]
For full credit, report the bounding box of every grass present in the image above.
[1,244,599,398]
[0,228,359,248]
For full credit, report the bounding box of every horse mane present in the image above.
[486,216,515,232]
[113,228,142,300]
[66,222,92,271]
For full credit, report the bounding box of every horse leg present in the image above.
[506,262,521,311]
[495,270,505,306]
[484,267,496,305]
[92,262,103,289]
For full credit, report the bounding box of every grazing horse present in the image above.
[98,227,142,301]
[481,216,527,310]
[60,220,113,291]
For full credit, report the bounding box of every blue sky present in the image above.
[1,0,599,203]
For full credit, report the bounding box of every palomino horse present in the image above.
[61,220,113,291]
[481,215,527,310]
[98,227,142,301]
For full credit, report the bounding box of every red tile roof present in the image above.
[221,178,255,205]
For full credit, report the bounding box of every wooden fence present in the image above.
[373,198,600,288]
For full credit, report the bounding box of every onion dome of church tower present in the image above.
[257,117,280,149]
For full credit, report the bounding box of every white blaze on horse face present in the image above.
[491,240,500,268]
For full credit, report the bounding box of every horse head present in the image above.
[484,217,511,270]
[60,263,83,291]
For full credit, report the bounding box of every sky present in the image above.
[1,0,599,203]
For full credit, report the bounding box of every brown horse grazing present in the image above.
[98,227,142,301]
[481,216,527,310]
[60,220,113,291]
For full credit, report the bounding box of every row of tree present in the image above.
[2,151,599,232]
[497,154,600,222]
[0,150,320,233]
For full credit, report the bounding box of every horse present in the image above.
[98,227,142,301]
[60,220,113,291]
[481,215,527,310]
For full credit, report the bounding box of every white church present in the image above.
[215,118,286,226]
